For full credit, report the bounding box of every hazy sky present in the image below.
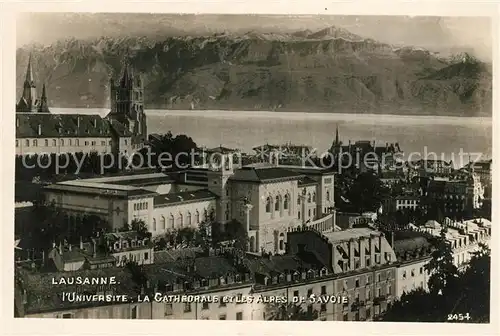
[17,13,492,61]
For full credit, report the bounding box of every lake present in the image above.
[53,108,492,167]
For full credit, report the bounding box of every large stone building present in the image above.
[43,155,336,255]
[424,173,484,216]
[15,55,147,156]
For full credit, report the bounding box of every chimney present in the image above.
[80,237,84,250]
[38,124,42,136]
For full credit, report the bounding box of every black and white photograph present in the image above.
[11,10,493,325]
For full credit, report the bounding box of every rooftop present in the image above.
[230,166,304,183]
[153,189,216,206]
[323,228,380,243]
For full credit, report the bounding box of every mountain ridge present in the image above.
[16,26,492,117]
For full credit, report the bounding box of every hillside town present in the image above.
[14,55,492,322]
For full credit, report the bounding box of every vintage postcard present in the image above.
[5,3,497,335]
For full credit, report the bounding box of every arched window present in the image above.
[152,218,157,231]
[266,197,271,213]
[178,213,183,228]
[195,210,200,224]
[275,196,280,211]
[168,214,174,229]
[284,194,289,210]
[312,192,316,202]
[225,209,230,221]
[326,190,330,201]
[160,216,166,230]
[187,212,192,226]
[279,233,285,251]
[307,193,311,203]
[297,196,301,205]
[44,139,48,146]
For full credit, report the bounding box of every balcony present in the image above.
[305,213,334,232]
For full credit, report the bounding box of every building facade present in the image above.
[43,157,336,255]
[15,55,146,156]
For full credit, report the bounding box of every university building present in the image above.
[15,54,147,156]
[43,153,336,255]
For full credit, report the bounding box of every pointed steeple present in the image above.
[120,50,133,87]
[24,53,35,87]
[37,83,50,113]
[335,124,339,145]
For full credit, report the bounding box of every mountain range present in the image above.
[16,26,492,116]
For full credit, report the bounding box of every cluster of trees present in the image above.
[132,131,199,170]
[381,228,491,323]
[17,204,112,250]
[336,170,390,214]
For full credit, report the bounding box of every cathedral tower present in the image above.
[16,54,40,112]
[108,55,147,147]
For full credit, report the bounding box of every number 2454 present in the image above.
[448,313,471,321]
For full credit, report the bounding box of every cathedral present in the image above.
[15,54,147,156]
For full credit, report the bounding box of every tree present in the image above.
[265,302,318,321]
[346,171,389,214]
[381,244,490,323]
[130,218,151,238]
[425,226,459,296]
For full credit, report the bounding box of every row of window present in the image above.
[152,209,213,231]
[133,202,149,211]
[402,267,425,279]
[17,138,112,147]
[265,194,290,213]
[165,303,244,320]
[297,208,316,220]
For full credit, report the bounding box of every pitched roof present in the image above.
[153,189,216,207]
[15,113,115,138]
[298,176,317,186]
[230,166,304,183]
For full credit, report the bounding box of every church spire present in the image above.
[335,124,339,145]
[120,50,133,87]
[24,53,35,86]
[37,83,50,113]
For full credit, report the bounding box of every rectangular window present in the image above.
[25,139,29,146]
[144,252,149,260]
[321,286,326,295]
[307,288,313,297]
[184,302,191,313]
[62,313,72,319]
[320,304,326,312]
[101,141,105,146]
[85,141,89,146]
[293,290,299,297]
[33,140,38,147]
[44,139,48,146]
[52,139,56,146]
[236,312,243,320]
[219,314,226,320]
[60,139,64,146]
[355,278,360,287]
[219,301,226,307]
[16,140,19,147]
[91,141,96,146]
[343,313,349,321]
[202,302,209,310]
